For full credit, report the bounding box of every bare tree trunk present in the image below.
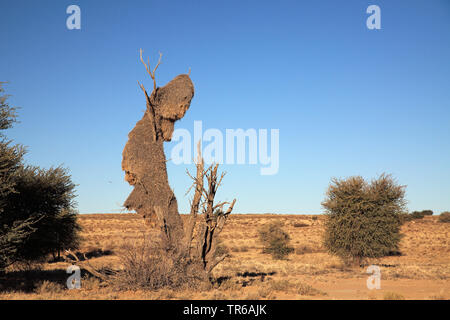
[183,142,204,256]
[187,159,236,273]
[122,50,235,279]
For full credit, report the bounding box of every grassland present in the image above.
[0,214,448,300]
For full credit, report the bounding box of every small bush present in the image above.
[258,221,294,260]
[34,280,64,295]
[400,210,434,223]
[112,241,206,291]
[438,212,450,223]
[398,212,412,224]
[213,238,229,257]
[410,211,426,219]
[257,285,274,299]
[296,282,326,296]
[408,210,433,220]
[294,245,318,255]
[292,222,309,228]
[230,246,248,253]
[268,279,293,291]
[218,278,240,291]
[383,291,405,300]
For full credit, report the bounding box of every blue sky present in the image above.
[1,0,449,214]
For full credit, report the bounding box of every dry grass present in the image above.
[383,291,405,300]
[0,214,448,300]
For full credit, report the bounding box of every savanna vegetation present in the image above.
[0,83,447,300]
[0,83,81,271]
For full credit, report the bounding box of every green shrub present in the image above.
[400,210,433,223]
[410,211,425,219]
[398,212,412,224]
[322,174,405,264]
[438,212,450,223]
[0,83,81,268]
[0,83,32,269]
[258,221,293,260]
[3,165,81,262]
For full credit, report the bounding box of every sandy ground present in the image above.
[0,214,448,300]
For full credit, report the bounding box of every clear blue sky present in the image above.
[1,0,449,214]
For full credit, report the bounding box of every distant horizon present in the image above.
[77,211,446,216]
[78,212,325,215]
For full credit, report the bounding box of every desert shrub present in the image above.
[438,212,450,223]
[294,245,318,255]
[292,222,309,228]
[258,221,293,260]
[230,245,248,253]
[0,83,30,270]
[218,278,240,291]
[322,174,405,264]
[3,165,81,262]
[407,210,433,220]
[240,246,249,252]
[34,280,64,295]
[399,210,434,223]
[213,238,229,257]
[398,212,412,223]
[296,282,326,296]
[410,211,425,219]
[383,291,405,300]
[113,241,206,291]
[0,83,81,269]
[256,284,274,299]
[268,279,293,291]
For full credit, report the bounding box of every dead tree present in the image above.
[122,50,235,276]
[185,142,236,273]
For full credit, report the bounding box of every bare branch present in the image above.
[212,201,228,211]
[206,254,229,273]
[63,250,109,281]
[215,198,236,236]
[184,141,205,255]
[139,49,162,92]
